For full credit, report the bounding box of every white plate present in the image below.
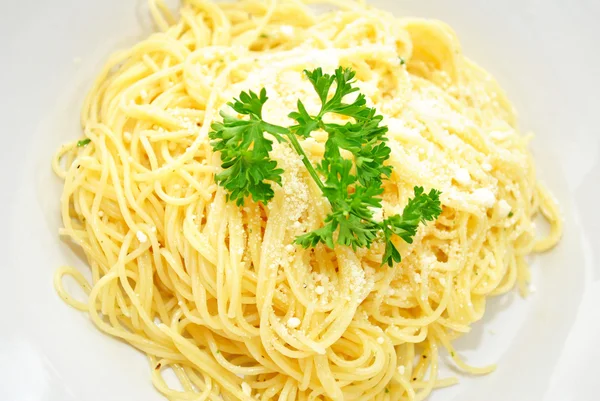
[0,1,598,400]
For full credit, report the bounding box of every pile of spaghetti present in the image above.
[53,0,562,400]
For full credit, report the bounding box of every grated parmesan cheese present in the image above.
[369,206,384,223]
[454,167,471,185]
[280,25,294,36]
[497,200,511,218]
[386,118,420,138]
[136,231,148,243]
[472,188,496,208]
[315,286,325,295]
[489,130,511,140]
[286,317,301,329]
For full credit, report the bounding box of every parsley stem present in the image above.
[284,132,325,192]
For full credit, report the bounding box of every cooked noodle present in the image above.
[52,0,562,400]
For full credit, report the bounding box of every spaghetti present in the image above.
[52,0,562,400]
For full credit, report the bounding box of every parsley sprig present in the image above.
[209,89,286,206]
[209,67,442,266]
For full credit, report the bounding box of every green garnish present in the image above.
[209,89,285,206]
[385,388,389,393]
[77,138,91,147]
[508,211,514,218]
[209,67,442,266]
[379,186,441,266]
[399,57,406,65]
[259,33,269,38]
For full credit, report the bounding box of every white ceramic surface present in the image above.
[0,1,598,400]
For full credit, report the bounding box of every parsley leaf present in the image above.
[77,138,91,147]
[209,89,286,206]
[381,187,443,267]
